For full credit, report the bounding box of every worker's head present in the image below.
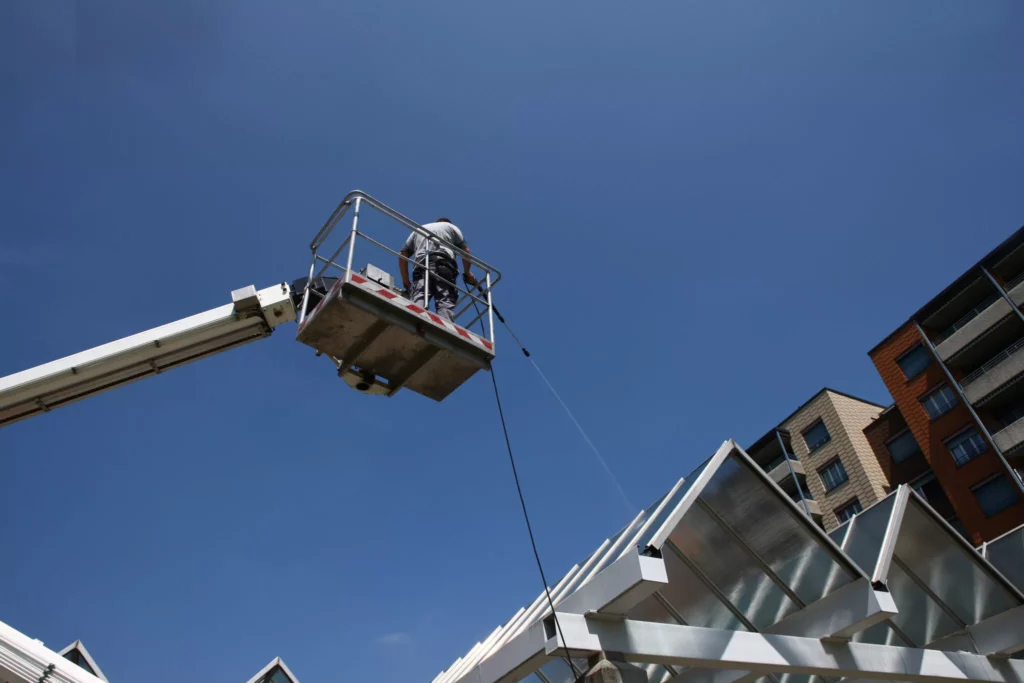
[436,216,452,224]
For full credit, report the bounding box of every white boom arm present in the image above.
[0,283,296,428]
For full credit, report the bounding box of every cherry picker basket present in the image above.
[295,191,500,401]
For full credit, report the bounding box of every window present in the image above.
[819,459,849,492]
[886,429,921,464]
[835,498,863,524]
[897,344,932,379]
[921,384,958,420]
[803,420,831,452]
[946,428,987,467]
[971,475,1021,518]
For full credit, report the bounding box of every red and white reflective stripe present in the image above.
[350,274,494,353]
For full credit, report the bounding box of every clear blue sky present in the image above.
[1,1,1022,682]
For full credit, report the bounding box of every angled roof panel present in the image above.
[837,487,1023,650]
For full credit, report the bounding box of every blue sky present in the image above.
[1,1,1023,681]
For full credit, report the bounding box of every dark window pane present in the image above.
[921,385,958,420]
[972,476,1020,518]
[897,345,932,379]
[836,498,863,524]
[886,430,921,463]
[820,459,849,492]
[946,428,987,467]
[803,420,831,451]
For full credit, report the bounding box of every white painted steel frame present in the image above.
[545,614,1024,683]
[0,620,104,683]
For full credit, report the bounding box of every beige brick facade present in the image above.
[780,390,886,531]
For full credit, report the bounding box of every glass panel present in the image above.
[896,500,1020,626]
[840,493,897,577]
[269,668,296,683]
[897,345,932,379]
[803,420,831,451]
[835,498,863,524]
[947,429,987,467]
[986,526,1024,593]
[972,476,1020,517]
[820,459,849,492]
[921,385,958,419]
[63,650,96,676]
[697,456,854,605]
[887,430,921,463]
[658,544,746,630]
[666,496,800,629]
[886,560,960,645]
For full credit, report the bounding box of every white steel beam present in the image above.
[547,614,1024,683]
[0,620,105,683]
[668,579,899,683]
[554,549,668,617]
[762,577,897,641]
[966,604,1024,656]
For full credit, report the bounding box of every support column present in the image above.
[576,653,648,683]
[776,430,812,517]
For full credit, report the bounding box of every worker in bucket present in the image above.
[399,217,477,322]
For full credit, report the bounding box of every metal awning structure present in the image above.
[435,441,1024,683]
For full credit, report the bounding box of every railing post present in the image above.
[486,273,495,346]
[298,257,316,325]
[913,320,1024,498]
[423,252,430,308]
[345,197,361,283]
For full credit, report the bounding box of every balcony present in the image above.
[933,276,1024,361]
[766,457,805,487]
[994,417,1024,456]
[962,337,1024,404]
[798,498,822,518]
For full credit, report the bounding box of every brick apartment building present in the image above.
[746,388,887,532]
[867,226,1024,544]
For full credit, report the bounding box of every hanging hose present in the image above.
[469,284,634,514]
[487,363,579,680]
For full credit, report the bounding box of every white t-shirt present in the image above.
[403,221,467,264]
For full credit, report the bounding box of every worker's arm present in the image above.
[461,245,476,286]
[400,248,413,290]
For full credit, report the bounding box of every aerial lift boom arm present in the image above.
[0,283,296,428]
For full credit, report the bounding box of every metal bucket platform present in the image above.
[296,273,494,401]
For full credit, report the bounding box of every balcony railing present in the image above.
[994,415,1024,439]
[933,293,1000,345]
[961,336,1024,387]
[1004,271,1024,293]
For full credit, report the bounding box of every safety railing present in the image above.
[961,336,1024,387]
[299,191,502,346]
[932,293,1001,345]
